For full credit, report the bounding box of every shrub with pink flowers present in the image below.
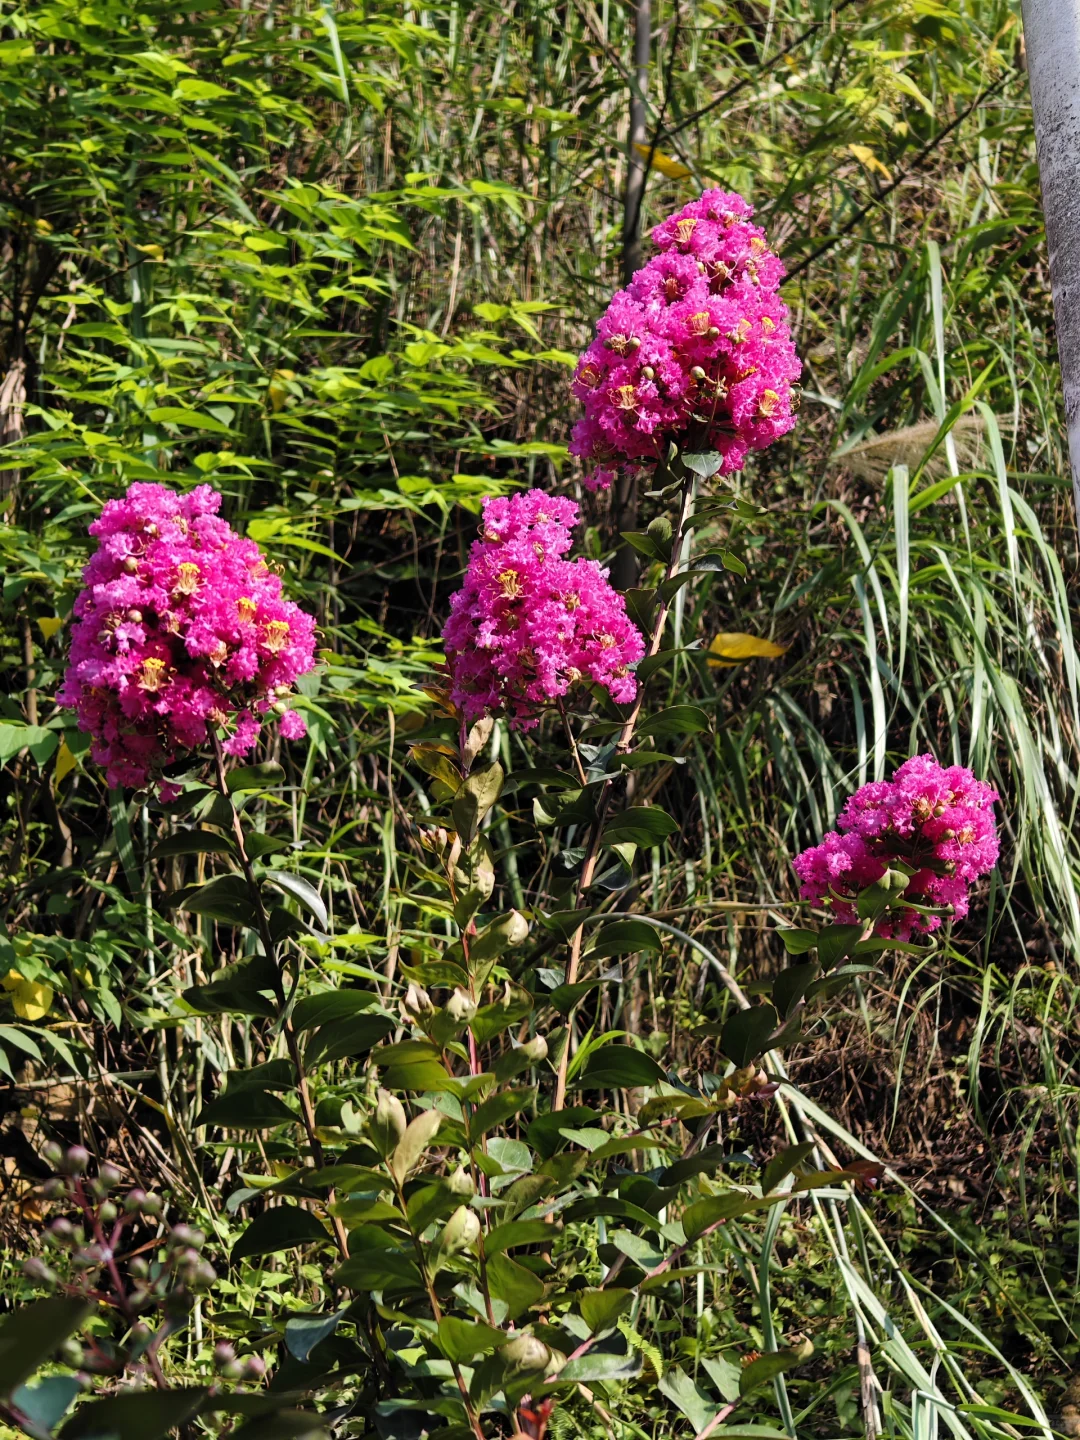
[569,188,802,491]
[443,489,645,728]
[792,755,1000,937]
[58,482,317,792]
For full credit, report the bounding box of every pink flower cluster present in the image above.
[59,483,317,793]
[443,490,645,728]
[569,189,802,491]
[793,755,1000,938]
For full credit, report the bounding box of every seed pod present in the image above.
[61,1146,89,1175]
[97,1163,122,1190]
[446,988,477,1024]
[124,1189,147,1213]
[446,1166,476,1199]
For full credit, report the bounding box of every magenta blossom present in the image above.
[59,483,316,792]
[570,188,801,491]
[443,490,645,729]
[792,755,1000,938]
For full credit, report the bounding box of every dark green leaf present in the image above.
[469,1087,536,1141]
[658,1366,717,1433]
[284,1312,344,1363]
[0,1297,92,1396]
[578,1288,633,1334]
[681,450,723,478]
[586,919,663,958]
[60,1388,209,1440]
[292,990,381,1032]
[602,807,679,848]
[817,924,865,970]
[485,1253,545,1319]
[720,1004,779,1067]
[760,1142,816,1195]
[771,962,819,1018]
[11,1375,82,1432]
[636,706,711,738]
[739,1347,810,1397]
[486,1219,560,1255]
[175,874,256,927]
[152,829,236,858]
[197,1089,297,1129]
[437,1317,506,1362]
[265,871,328,930]
[575,1046,665,1089]
[226,763,286,793]
[232,1204,330,1261]
[232,1413,327,1440]
[305,1013,395,1066]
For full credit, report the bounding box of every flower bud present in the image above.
[169,1224,204,1251]
[61,1338,84,1366]
[214,1342,237,1368]
[23,1258,57,1287]
[192,1261,218,1290]
[402,983,435,1022]
[520,1036,548,1065]
[124,1189,147,1213]
[446,988,477,1024]
[369,1088,407,1157]
[123,556,139,574]
[97,1200,118,1224]
[221,1359,244,1380]
[48,1217,75,1244]
[130,1257,149,1280]
[43,1177,68,1200]
[42,1141,64,1168]
[97,1163,122,1190]
[141,1192,163,1217]
[439,1205,480,1256]
[61,1146,90,1175]
[243,1356,266,1380]
[446,1166,475,1199]
[501,1334,551,1373]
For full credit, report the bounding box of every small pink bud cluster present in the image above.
[570,188,801,490]
[792,755,1000,938]
[443,490,645,729]
[59,483,317,793]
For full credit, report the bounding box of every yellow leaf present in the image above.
[708,632,789,664]
[135,243,165,261]
[54,738,77,785]
[12,980,53,1021]
[633,142,691,181]
[2,969,22,992]
[37,616,64,641]
[848,144,893,183]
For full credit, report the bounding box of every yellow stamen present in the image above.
[237,596,258,623]
[263,620,290,653]
[611,384,637,411]
[687,311,711,337]
[138,657,169,692]
[757,389,781,418]
[675,217,697,245]
[498,569,523,599]
[174,562,201,595]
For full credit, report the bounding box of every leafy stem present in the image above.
[208,727,350,1260]
[552,467,697,1111]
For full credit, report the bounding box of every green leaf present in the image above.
[777,928,819,954]
[575,1046,665,1089]
[760,1142,816,1196]
[437,1317,506,1362]
[720,1004,778,1067]
[149,405,238,434]
[233,1205,331,1261]
[452,761,504,845]
[333,1248,421,1292]
[555,1350,643,1385]
[152,829,236,858]
[231,1414,327,1440]
[621,530,668,561]
[284,1312,344,1363]
[0,1297,92,1397]
[602,807,679,848]
[856,868,910,921]
[60,1388,209,1440]
[304,1013,395,1066]
[292,990,381,1031]
[486,1219,559,1255]
[226,763,286,793]
[739,1346,810,1397]
[469,1087,536,1141]
[817,924,864,969]
[265,870,328,930]
[636,705,711,738]
[658,1366,717,1433]
[11,1375,82,1432]
[681,450,723,478]
[586,919,663,958]
[771,962,819,1018]
[197,1088,297,1129]
[376,1040,454,1093]
[175,874,256,927]
[485,1253,545,1319]
[578,1287,633,1334]
[390,1108,442,1182]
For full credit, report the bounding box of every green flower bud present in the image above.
[446,1166,475,1198]
[439,1204,480,1256]
[369,1088,407,1158]
[446,988,477,1024]
[500,1334,551,1373]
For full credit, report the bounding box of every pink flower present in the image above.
[569,188,801,491]
[59,483,318,792]
[793,755,1000,937]
[279,709,307,741]
[443,490,645,728]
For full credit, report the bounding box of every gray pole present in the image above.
[1020,0,1080,521]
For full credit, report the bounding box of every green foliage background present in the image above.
[1,0,1079,1436]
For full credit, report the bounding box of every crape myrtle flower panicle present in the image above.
[792,755,1000,939]
[58,482,317,792]
[443,489,645,729]
[569,188,801,491]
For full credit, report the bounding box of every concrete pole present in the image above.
[1020,0,1080,521]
